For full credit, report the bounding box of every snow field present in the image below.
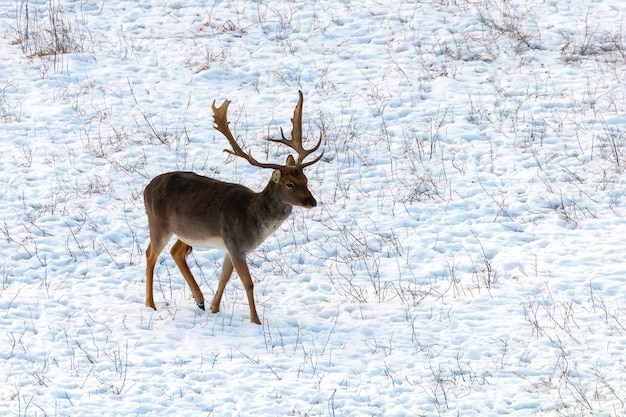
[1,0,625,416]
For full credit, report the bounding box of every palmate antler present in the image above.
[269,91,324,167]
[212,91,323,170]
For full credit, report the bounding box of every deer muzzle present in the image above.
[304,197,317,208]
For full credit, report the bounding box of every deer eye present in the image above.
[285,181,295,189]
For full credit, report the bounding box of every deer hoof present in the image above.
[197,301,205,311]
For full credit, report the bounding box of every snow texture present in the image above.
[0,0,625,416]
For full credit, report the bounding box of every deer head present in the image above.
[212,91,323,209]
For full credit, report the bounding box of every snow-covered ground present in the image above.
[1,0,625,415]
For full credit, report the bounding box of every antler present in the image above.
[212,91,323,170]
[269,90,324,168]
[212,99,284,170]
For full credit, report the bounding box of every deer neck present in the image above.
[254,180,293,221]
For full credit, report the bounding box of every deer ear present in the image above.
[286,155,296,167]
[271,169,281,183]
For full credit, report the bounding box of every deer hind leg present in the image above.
[145,232,170,310]
[229,254,261,325]
[210,253,234,314]
[170,239,205,310]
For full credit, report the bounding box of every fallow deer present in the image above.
[144,91,323,324]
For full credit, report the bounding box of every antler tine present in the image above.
[268,90,324,166]
[291,90,304,159]
[212,100,284,170]
[297,133,324,168]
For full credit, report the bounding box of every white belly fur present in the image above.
[179,235,227,250]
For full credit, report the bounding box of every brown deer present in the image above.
[143,91,323,324]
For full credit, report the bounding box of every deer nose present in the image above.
[305,197,317,208]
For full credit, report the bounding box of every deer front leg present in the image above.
[210,253,234,314]
[170,239,205,310]
[229,254,261,325]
